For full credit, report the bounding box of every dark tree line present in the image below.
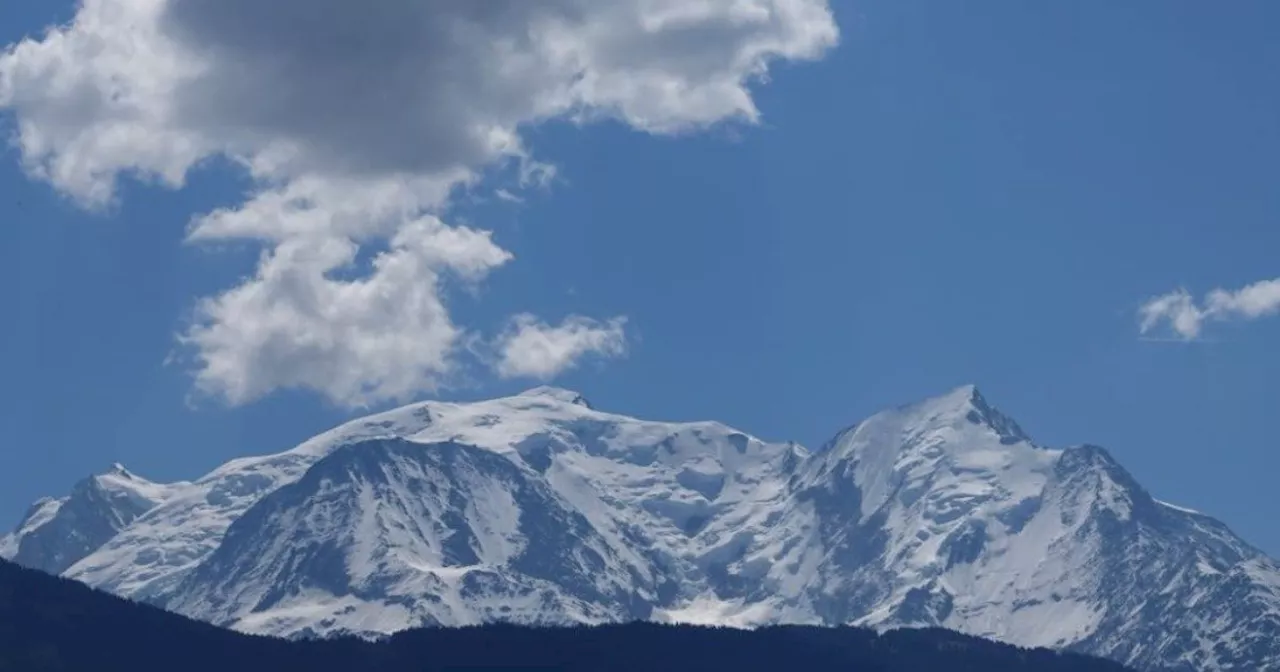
[0,560,1135,672]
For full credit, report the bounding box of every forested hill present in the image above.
[0,559,1134,672]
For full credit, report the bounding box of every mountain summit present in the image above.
[4,387,1278,671]
[516,385,594,408]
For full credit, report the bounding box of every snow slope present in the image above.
[1,465,185,575]
[8,385,1280,671]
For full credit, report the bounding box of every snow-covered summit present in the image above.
[515,385,593,408]
[7,386,1280,671]
[60,387,793,604]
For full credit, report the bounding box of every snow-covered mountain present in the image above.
[0,465,186,575]
[6,385,1279,671]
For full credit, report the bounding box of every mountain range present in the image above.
[4,385,1278,671]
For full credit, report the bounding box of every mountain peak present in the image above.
[90,463,159,491]
[953,382,982,399]
[920,384,1030,445]
[515,385,593,409]
[925,383,986,412]
[104,463,134,479]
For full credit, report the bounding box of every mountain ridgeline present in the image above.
[4,385,1279,671]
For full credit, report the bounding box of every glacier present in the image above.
[4,384,1278,671]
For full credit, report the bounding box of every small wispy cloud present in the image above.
[1138,277,1280,340]
[493,315,628,381]
[494,189,525,204]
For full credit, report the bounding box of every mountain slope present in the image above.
[0,557,1136,672]
[7,385,1279,671]
[0,465,184,575]
[786,389,1280,670]
[169,438,658,635]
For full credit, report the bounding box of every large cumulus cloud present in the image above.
[0,0,838,406]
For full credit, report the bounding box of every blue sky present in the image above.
[2,1,1279,555]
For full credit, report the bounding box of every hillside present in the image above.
[0,558,1134,672]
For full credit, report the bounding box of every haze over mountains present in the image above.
[4,386,1277,671]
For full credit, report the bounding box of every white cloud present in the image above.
[494,189,525,205]
[182,212,512,407]
[1139,278,1280,340]
[494,315,628,381]
[0,0,838,405]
